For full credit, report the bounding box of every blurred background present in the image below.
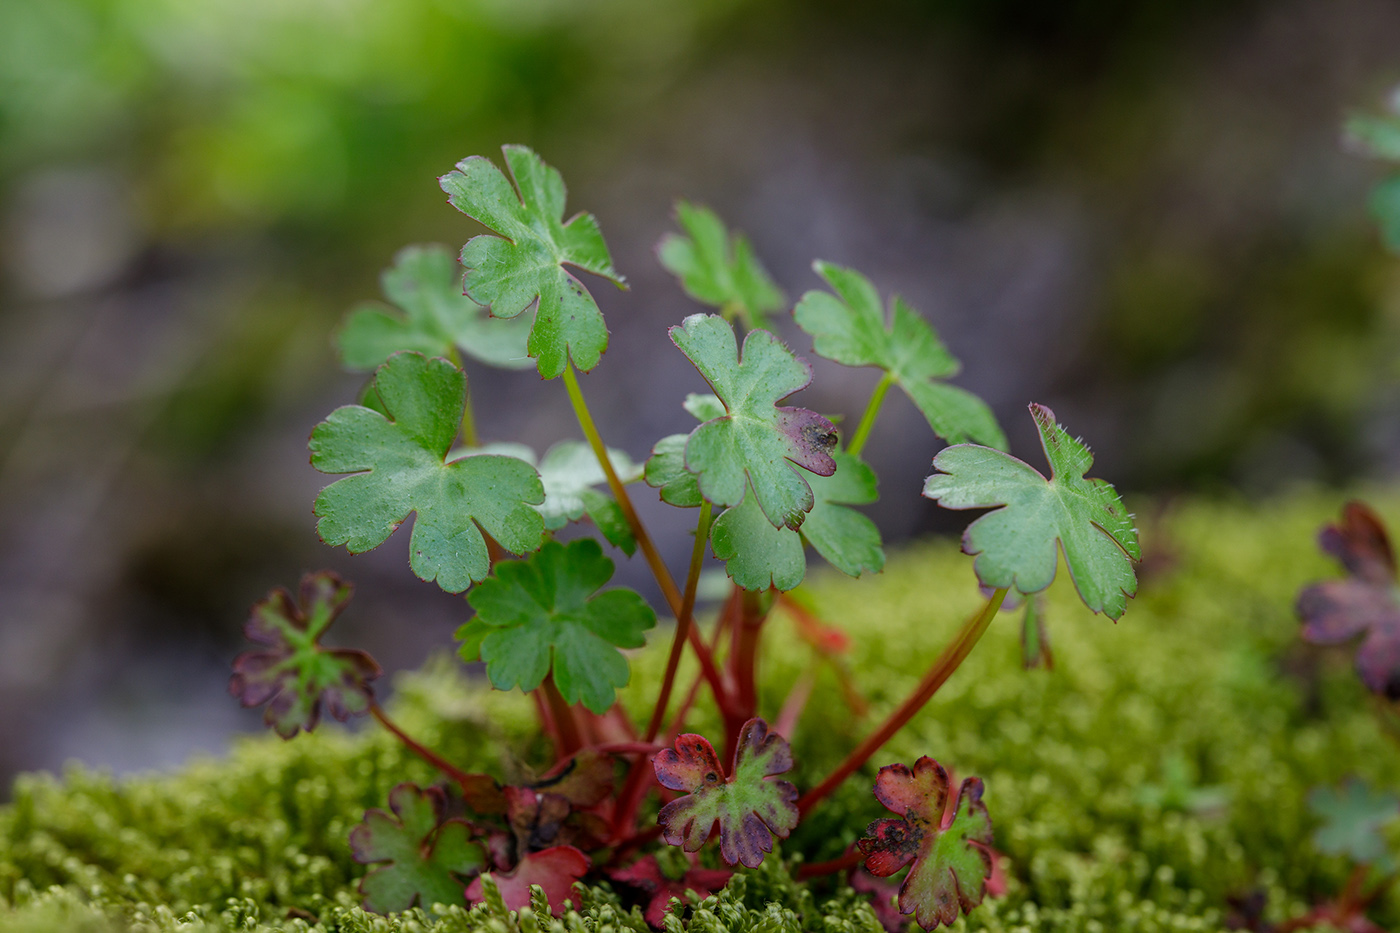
[3,0,1400,793]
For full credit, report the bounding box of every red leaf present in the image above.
[609,855,732,927]
[466,845,590,914]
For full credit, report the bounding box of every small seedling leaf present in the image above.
[350,783,487,914]
[795,263,1005,448]
[670,314,836,530]
[337,244,533,372]
[922,403,1140,619]
[229,572,380,739]
[466,845,590,914]
[1308,778,1400,866]
[658,202,784,331]
[653,718,799,868]
[1297,501,1400,698]
[465,538,656,713]
[609,855,733,928]
[310,352,546,593]
[439,146,623,378]
[857,758,993,931]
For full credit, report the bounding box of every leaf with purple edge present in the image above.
[857,757,994,931]
[1297,501,1400,699]
[229,572,380,739]
[653,718,799,868]
[669,314,837,530]
[350,783,487,914]
[922,403,1140,620]
[439,146,624,379]
[609,854,733,928]
[466,845,590,914]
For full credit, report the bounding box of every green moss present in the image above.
[5,490,1400,931]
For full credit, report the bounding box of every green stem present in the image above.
[447,349,480,447]
[846,372,895,458]
[561,360,727,701]
[645,500,714,742]
[371,701,478,788]
[795,588,1007,815]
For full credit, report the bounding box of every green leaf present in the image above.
[683,392,726,422]
[795,262,1005,449]
[337,244,533,372]
[658,202,785,331]
[645,434,703,508]
[710,490,807,591]
[439,146,624,379]
[1370,176,1400,254]
[456,617,491,663]
[669,314,837,530]
[858,757,994,930]
[922,403,1140,619]
[1348,113,1400,161]
[654,718,799,868]
[578,489,637,556]
[1309,779,1400,866]
[229,572,380,739]
[310,352,546,593]
[467,538,656,713]
[350,783,487,914]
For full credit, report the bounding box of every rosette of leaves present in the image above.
[923,403,1140,619]
[668,314,837,531]
[653,718,799,868]
[857,757,994,930]
[337,244,533,372]
[648,394,884,590]
[794,262,1005,448]
[458,538,656,713]
[658,201,784,332]
[350,783,487,914]
[465,440,639,555]
[439,145,625,378]
[229,572,380,739]
[1296,501,1400,699]
[309,351,546,593]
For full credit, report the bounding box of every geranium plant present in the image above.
[229,145,1141,928]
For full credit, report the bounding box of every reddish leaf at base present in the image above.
[466,845,590,914]
[609,855,733,927]
[858,757,994,930]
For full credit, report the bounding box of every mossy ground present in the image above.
[4,490,1400,932]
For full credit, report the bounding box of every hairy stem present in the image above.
[646,500,714,742]
[561,360,727,702]
[371,701,479,789]
[796,588,1008,815]
[846,371,895,458]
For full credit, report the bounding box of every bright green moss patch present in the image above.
[5,490,1400,931]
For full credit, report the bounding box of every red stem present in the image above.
[540,676,584,759]
[371,702,479,789]
[796,589,1007,816]
[666,604,735,738]
[724,588,768,763]
[796,848,865,880]
[774,667,817,739]
[646,501,715,742]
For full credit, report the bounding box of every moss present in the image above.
[4,490,1400,931]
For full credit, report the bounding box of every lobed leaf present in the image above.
[350,783,487,914]
[795,262,1005,448]
[337,244,533,372]
[463,538,656,713]
[1297,501,1400,699]
[657,201,785,331]
[439,145,623,378]
[922,402,1140,619]
[858,757,993,930]
[310,352,546,593]
[1308,778,1399,866]
[653,718,799,868]
[229,572,380,739]
[669,314,836,530]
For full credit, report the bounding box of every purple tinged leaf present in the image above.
[350,783,487,914]
[1297,502,1400,699]
[857,758,994,931]
[609,855,733,927]
[466,845,591,914]
[653,718,799,868]
[229,572,380,739]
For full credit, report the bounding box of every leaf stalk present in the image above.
[370,701,479,789]
[846,371,895,458]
